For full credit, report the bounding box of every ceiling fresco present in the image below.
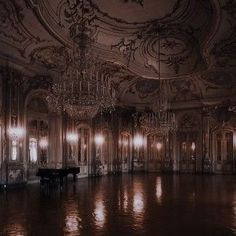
[0,0,235,108]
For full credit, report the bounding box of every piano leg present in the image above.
[59,176,63,189]
[73,173,76,183]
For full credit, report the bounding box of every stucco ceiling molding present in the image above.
[0,0,46,57]
[206,0,236,69]
[26,0,214,79]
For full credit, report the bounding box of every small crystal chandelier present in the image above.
[47,0,116,120]
[135,35,177,135]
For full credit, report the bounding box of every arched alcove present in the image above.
[147,133,167,172]
[76,123,92,177]
[25,91,49,180]
[93,128,113,175]
[211,124,236,174]
[177,112,201,173]
[119,131,132,172]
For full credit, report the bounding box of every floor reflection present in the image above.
[64,199,81,235]
[94,199,105,228]
[123,188,128,212]
[1,174,236,235]
[5,221,26,236]
[156,176,162,204]
[133,182,144,214]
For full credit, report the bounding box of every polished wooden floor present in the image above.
[1,174,236,235]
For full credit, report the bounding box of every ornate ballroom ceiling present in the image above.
[0,0,235,108]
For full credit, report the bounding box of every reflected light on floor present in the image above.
[123,189,129,211]
[64,200,81,235]
[94,199,105,228]
[133,183,144,214]
[65,215,80,234]
[156,177,162,204]
[133,182,145,229]
[6,222,26,236]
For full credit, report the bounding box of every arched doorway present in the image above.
[77,124,91,177]
[93,128,113,175]
[177,113,200,173]
[147,134,166,172]
[26,93,49,180]
[211,126,235,174]
[119,132,132,172]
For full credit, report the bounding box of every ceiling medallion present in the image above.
[47,0,116,120]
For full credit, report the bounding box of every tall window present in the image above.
[178,114,199,162]
[27,97,49,165]
[103,130,109,164]
[226,132,233,161]
[147,134,165,161]
[216,133,222,161]
[11,140,18,161]
[216,131,233,162]
[120,133,131,164]
[179,132,197,161]
[29,138,37,163]
[78,127,90,164]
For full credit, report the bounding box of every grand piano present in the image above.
[36,167,80,188]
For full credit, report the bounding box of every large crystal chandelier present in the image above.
[47,0,116,120]
[136,35,177,135]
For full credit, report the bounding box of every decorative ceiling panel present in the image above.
[26,0,214,78]
[0,0,235,108]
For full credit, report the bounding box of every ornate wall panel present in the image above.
[176,112,201,173]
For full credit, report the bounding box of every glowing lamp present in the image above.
[191,142,196,151]
[133,134,143,148]
[156,142,162,151]
[8,126,25,140]
[66,132,78,144]
[94,134,105,146]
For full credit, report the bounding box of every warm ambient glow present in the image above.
[233,134,236,148]
[119,139,129,146]
[191,142,196,151]
[8,126,25,140]
[94,133,105,146]
[133,134,144,148]
[123,140,129,146]
[66,132,79,144]
[39,138,48,149]
[156,142,162,151]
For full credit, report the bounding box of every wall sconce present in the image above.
[133,134,144,148]
[66,132,79,144]
[39,137,48,149]
[8,126,25,140]
[156,142,162,151]
[94,133,105,146]
[191,142,196,152]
